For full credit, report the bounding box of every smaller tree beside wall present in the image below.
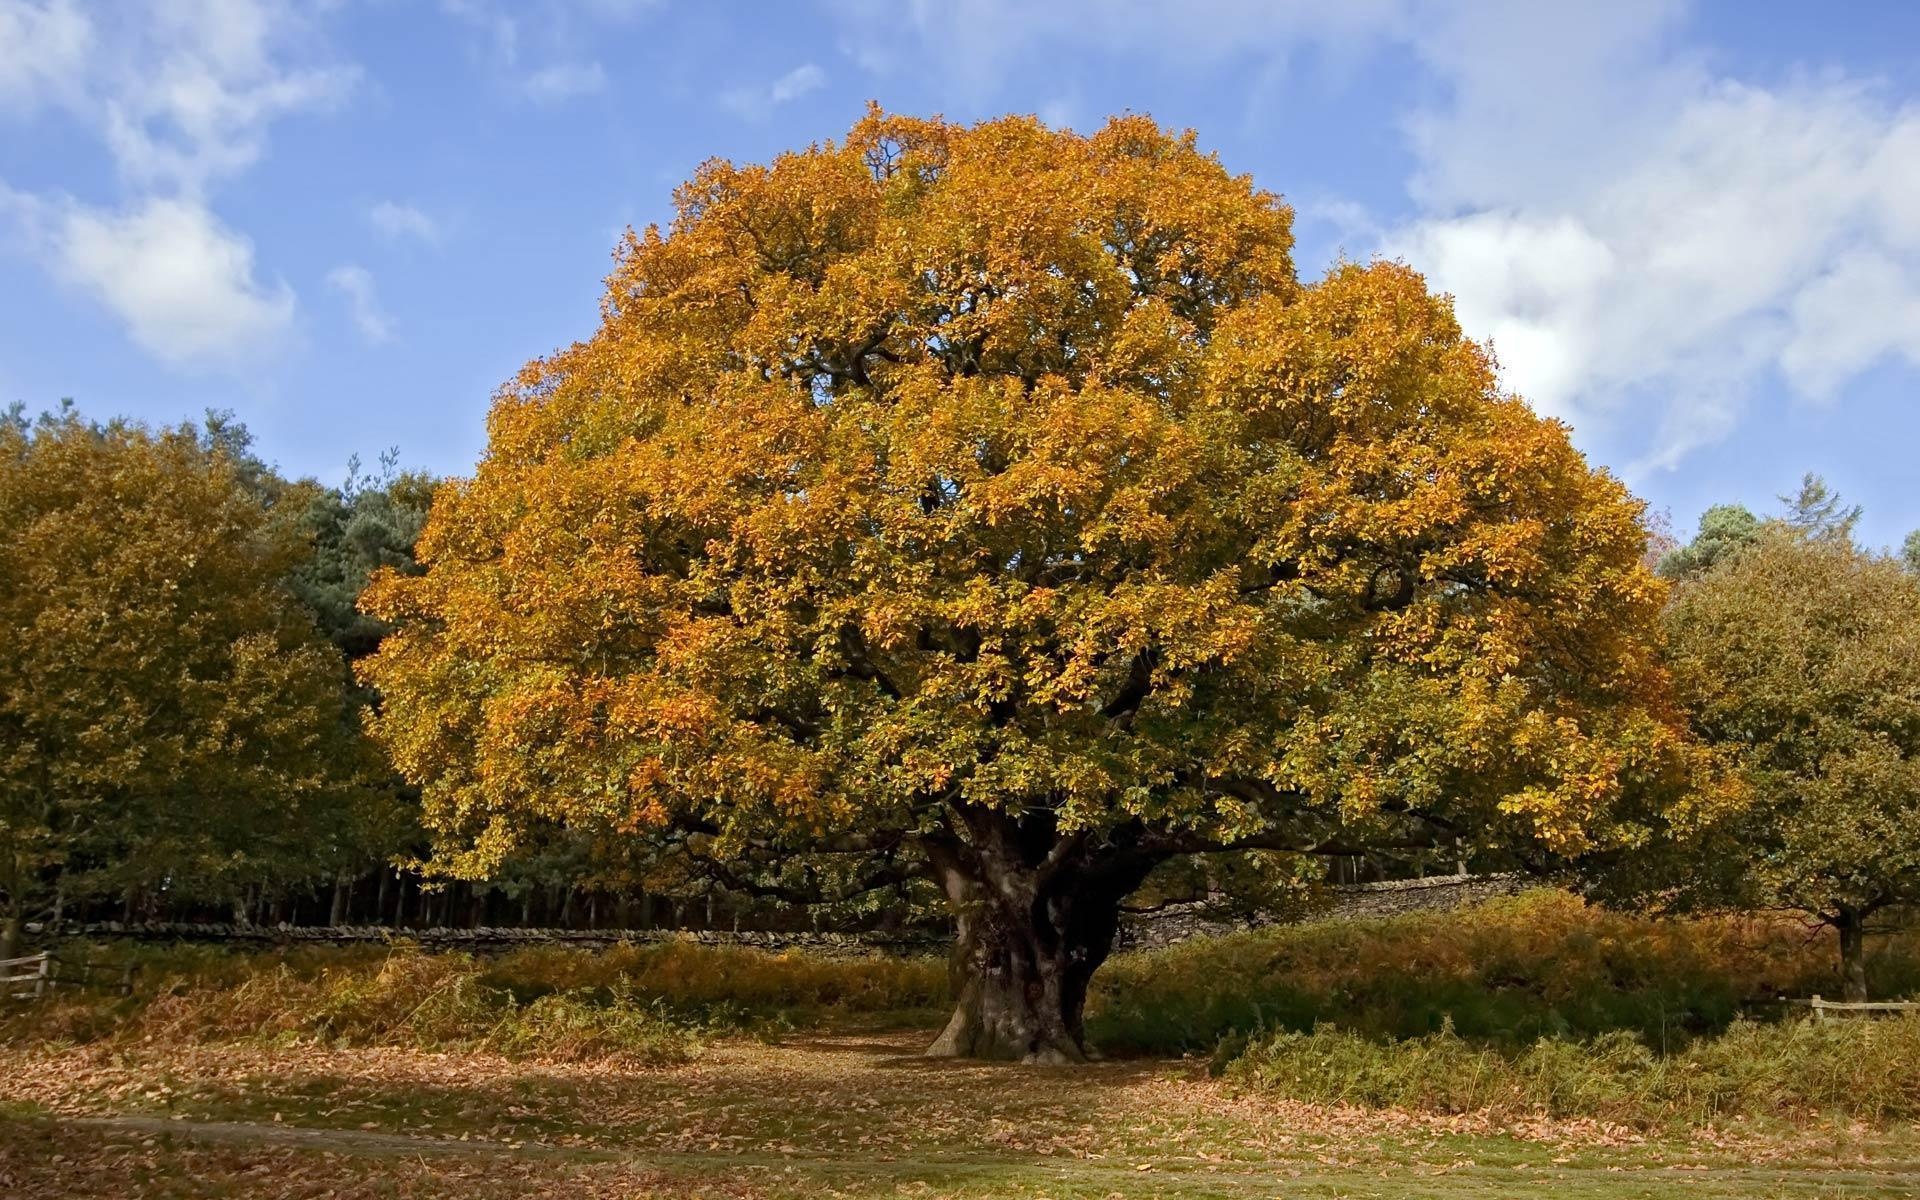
[1614,486,1920,1001]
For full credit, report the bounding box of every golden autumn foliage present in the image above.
[366,111,1680,861]
[0,408,380,951]
[361,111,1699,1058]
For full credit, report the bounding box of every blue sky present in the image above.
[3,0,1917,547]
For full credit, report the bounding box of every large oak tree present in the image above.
[362,111,1693,1061]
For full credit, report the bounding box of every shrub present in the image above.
[1224,1014,1920,1126]
[1,937,947,1058]
[1088,889,1920,1053]
[5,947,701,1063]
[482,988,703,1063]
[477,939,948,1018]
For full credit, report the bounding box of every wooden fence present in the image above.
[1,953,49,1000]
[1799,995,1920,1020]
[1,951,139,1001]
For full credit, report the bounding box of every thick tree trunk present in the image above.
[925,896,1117,1062]
[1836,906,1870,1003]
[0,913,21,962]
[923,817,1154,1064]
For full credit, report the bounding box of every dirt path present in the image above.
[5,1032,1920,1197]
[51,1113,577,1157]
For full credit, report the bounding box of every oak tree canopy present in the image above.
[362,110,1693,1061]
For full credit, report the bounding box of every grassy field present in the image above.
[5,1031,1920,1198]
[6,893,1920,1196]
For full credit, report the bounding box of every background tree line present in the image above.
[0,404,948,952]
[4,399,1918,1003]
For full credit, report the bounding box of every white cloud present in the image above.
[0,0,355,368]
[0,0,92,114]
[326,263,393,344]
[91,0,357,194]
[1387,213,1615,422]
[368,200,440,244]
[524,60,607,103]
[21,195,297,366]
[720,63,826,120]
[1386,55,1920,469]
[823,0,1920,473]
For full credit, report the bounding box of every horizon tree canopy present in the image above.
[0,405,384,957]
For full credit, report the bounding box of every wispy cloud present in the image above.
[440,0,519,65]
[719,62,825,120]
[326,263,393,344]
[569,0,661,19]
[524,60,606,104]
[368,200,441,244]
[0,0,92,115]
[97,1,356,195]
[441,0,640,105]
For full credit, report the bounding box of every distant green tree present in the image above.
[1901,529,1920,576]
[290,450,436,662]
[1779,473,1862,542]
[1656,474,1862,583]
[278,450,437,920]
[1621,514,1920,1001]
[1656,504,1761,580]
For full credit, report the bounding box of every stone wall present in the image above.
[34,874,1530,958]
[1115,873,1529,952]
[27,920,944,958]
